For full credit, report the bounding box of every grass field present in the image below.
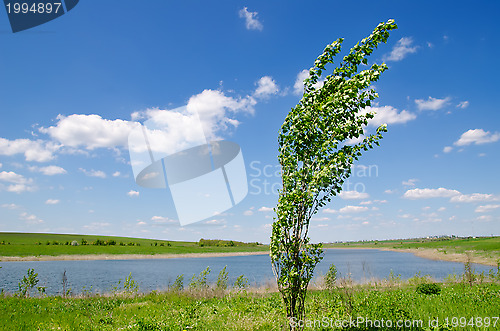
[1,281,499,330]
[0,233,268,258]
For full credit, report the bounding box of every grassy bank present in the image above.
[1,281,499,330]
[0,233,268,260]
[325,236,500,266]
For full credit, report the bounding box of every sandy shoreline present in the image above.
[0,251,270,262]
[1,247,496,266]
[327,247,497,266]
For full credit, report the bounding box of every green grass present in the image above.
[0,232,268,258]
[1,283,499,330]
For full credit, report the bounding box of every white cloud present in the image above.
[293,69,326,95]
[40,114,137,150]
[243,210,254,216]
[324,206,369,214]
[0,171,36,193]
[450,193,500,203]
[402,178,418,187]
[113,171,121,177]
[79,168,106,178]
[1,203,20,209]
[457,101,469,109]
[238,7,263,31]
[339,206,369,213]
[383,37,418,62]
[339,190,369,200]
[151,216,177,224]
[186,89,256,140]
[0,163,2,168]
[437,207,446,212]
[19,212,44,224]
[258,206,273,212]
[127,190,139,197]
[475,204,500,213]
[403,188,461,199]
[254,76,279,98]
[0,138,58,162]
[415,96,451,111]
[443,146,453,153]
[361,106,416,127]
[29,165,67,176]
[45,199,60,205]
[454,129,500,146]
[385,189,396,194]
[83,222,111,230]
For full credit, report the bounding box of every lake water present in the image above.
[0,249,496,295]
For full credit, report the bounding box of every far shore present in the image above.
[326,247,498,266]
[0,251,270,262]
[2,247,497,266]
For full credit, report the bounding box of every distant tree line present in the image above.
[198,239,262,247]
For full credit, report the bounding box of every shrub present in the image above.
[171,274,184,291]
[189,267,210,290]
[416,283,441,295]
[216,266,229,291]
[234,275,249,291]
[324,263,338,290]
[18,268,45,298]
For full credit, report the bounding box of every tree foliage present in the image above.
[270,19,397,328]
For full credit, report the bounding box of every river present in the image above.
[0,249,495,295]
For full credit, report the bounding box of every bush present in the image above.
[216,266,229,291]
[324,263,337,290]
[234,275,249,291]
[416,283,441,295]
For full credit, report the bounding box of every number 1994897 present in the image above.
[5,2,62,14]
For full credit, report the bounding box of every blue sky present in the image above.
[1,1,499,243]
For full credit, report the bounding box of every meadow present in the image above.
[1,269,499,330]
[0,233,267,258]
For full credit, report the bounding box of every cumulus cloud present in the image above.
[383,37,418,62]
[402,178,418,187]
[0,138,58,162]
[40,114,138,151]
[45,199,60,205]
[324,206,369,214]
[0,171,36,193]
[254,76,279,98]
[258,206,273,212]
[127,190,139,197]
[361,106,416,127]
[450,193,500,203]
[186,89,256,140]
[443,146,453,153]
[454,129,500,146]
[293,69,326,95]
[238,7,263,31]
[457,101,469,109]
[79,168,106,178]
[403,188,461,199]
[19,212,44,224]
[151,216,177,224]
[29,165,67,176]
[339,190,369,200]
[415,96,451,111]
[475,204,500,213]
